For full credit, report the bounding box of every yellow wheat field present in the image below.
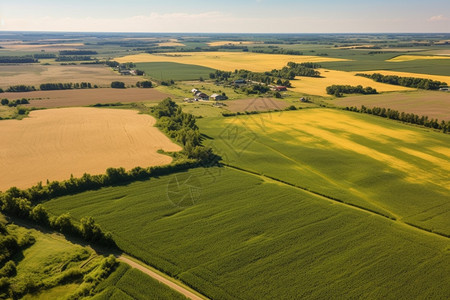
[0,107,181,190]
[387,55,450,62]
[158,42,186,47]
[207,41,261,47]
[114,52,348,72]
[359,70,450,85]
[290,69,413,97]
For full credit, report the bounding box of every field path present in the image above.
[117,254,207,300]
[224,164,449,241]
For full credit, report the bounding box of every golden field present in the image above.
[114,52,349,72]
[290,69,413,97]
[387,55,450,62]
[207,41,261,46]
[0,107,181,190]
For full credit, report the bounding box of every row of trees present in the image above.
[56,56,92,62]
[40,82,93,90]
[345,105,450,133]
[152,98,214,160]
[356,73,447,90]
[0,56,38,64]
[59,50,98,56]
[326,85,378,97]
[1,98,29,107]
[5,85,36,92]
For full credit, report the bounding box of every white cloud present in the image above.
[428,15,448,22]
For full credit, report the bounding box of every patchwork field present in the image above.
[388,55,450,62]
[198,109,450,235]
[0,64,141,89]
[136,62,216,81]
[0,107,181,190]
[43,167,450,300]
[331,90,450,121]
[115,52,349,72]
[2,88,172,108]
[290,69,413,97]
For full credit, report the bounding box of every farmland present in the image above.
[387,55,450,62]
[0,64,142,89]
[136,62,216,81]
[289,68,413,97]
[357,70,450,84]
[115,52,348,72]
[0,107,181,190]
[331,90,450,121]
[2,88,171,108]
[43,166,450,299]
[197,109,450,235]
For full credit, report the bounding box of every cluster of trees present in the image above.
[40,82,93,90]
[6,85,36,92]
[345,105,450,133]
[272,62,321,79]
[1,98,29,107]
[0,56,38,64]
[111,81,125,89]
[105,60,119,68]
[252,48,304,56]
[326,85,378,97]
[56,56,92,62]
[136,81,152,88]
[59,50,98,55]
[356,73,447,90]
[0,187,115,247]
[152,98,214,160]
[33,53,56,59]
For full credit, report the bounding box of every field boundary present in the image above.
[223,164,450,240]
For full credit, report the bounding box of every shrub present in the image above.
[110,81,125,89]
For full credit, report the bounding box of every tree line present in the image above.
[326,85,378,97]
[1,98,29,107]
[56,56,92,62]
[0,56,38,64]
[5,85,36,92]
[356,73,447,90]
[40,82,93,90]
[345,105,450,133]
[59,50,98,55]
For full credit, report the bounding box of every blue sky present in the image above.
[0,0,449,33]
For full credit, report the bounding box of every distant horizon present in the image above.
[1,1,449,33]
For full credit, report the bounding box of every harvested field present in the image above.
[158,42,185,47]
[225,98,291,112]
[114,52,348,72]
[0,41,84,52]
[290,69,412,97]
[2,88,172,108]
[387,55,450,62]
[207,41,261,46]
[0,64,142,89]
[0,107,181,190]
[359,70,450,85]
[330,91,450,121]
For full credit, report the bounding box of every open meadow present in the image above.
[43,166,450,300]
[0,107,181,190]
[114,52,348,72]
[2,88,171,108]
[331,90,450,121]
[136,62,216,81]
[0,64,141,89]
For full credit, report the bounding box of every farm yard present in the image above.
[3,88,171,108]
[0,107,181,190]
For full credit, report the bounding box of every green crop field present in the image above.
[136,62,216,81]
[92,264,187,300]
[197,109,450,235]
[44,165,450,299]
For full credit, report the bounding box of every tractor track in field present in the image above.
[223,164,450,241]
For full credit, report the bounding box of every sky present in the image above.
[0,0,449,33]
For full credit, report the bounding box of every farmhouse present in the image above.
[210,93,228,101]
[273,86,287,92]
[191,88,199,94]
[195,92,209,100]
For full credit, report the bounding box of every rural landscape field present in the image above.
[0,1,449,299]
